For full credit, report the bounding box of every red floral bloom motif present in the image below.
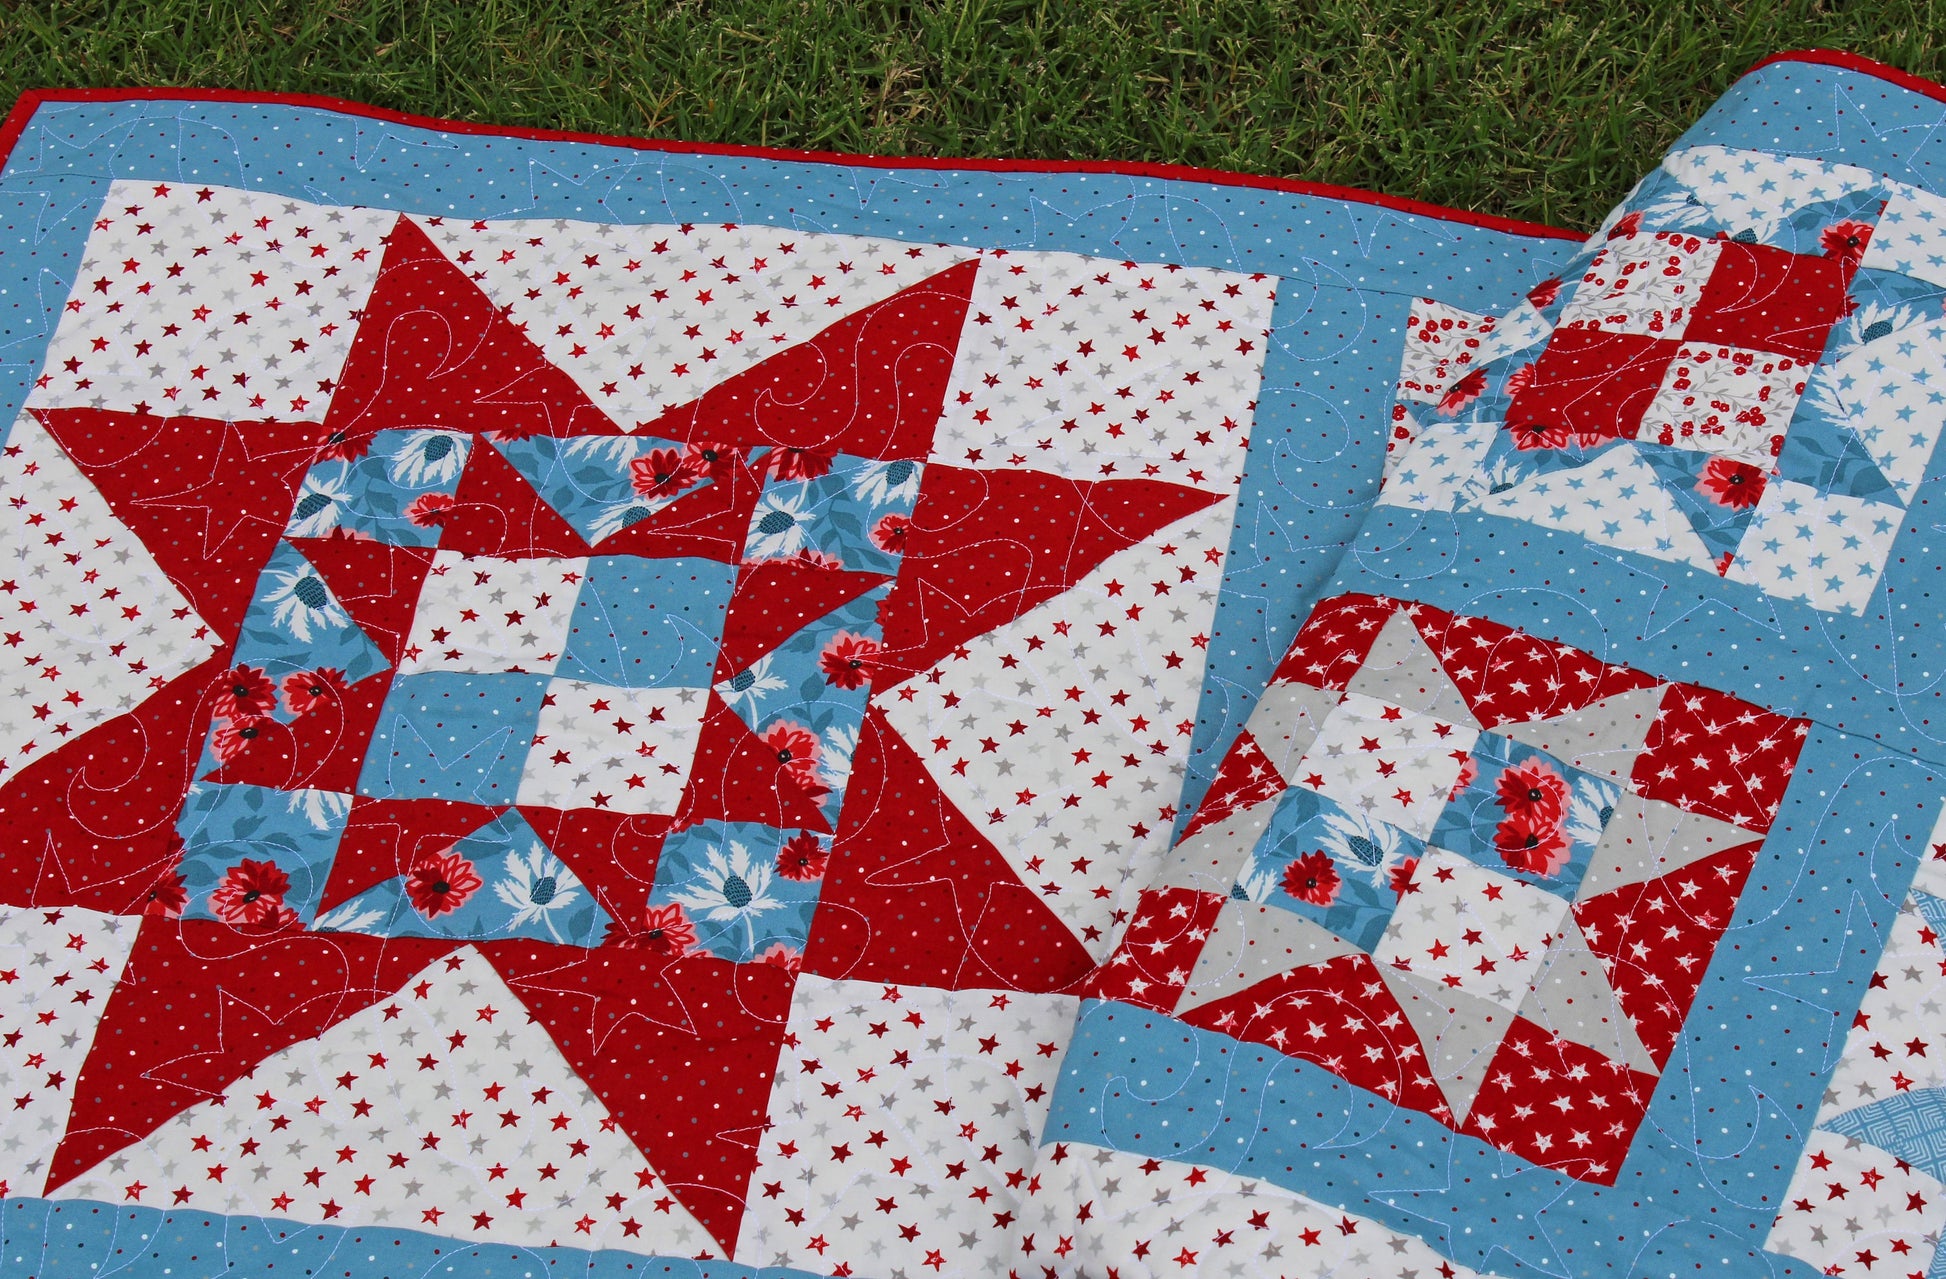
[1819,219,1874,264]
[1495,758,1570,825]
[768,445,837,481]
[1448,756,1479,802]
[209,858,293,927]
[634,902,698,956]
[1495,809,1571,876]
[281,667,348,716]
[629,448,701,499]
[819,632,880,689]
[759,942,803,973]
[1508,418,1573,451]
[210,716,269,764]
[684,441,744,482]
[1607,211,1643,239]
[323,525,378,542]
[1504,363,1536,400]
[404,491,456,527]
[761,720,822,787]
[1438,369,1487,416]
[1695,456,1767,509]
[315,427,366,463]
[143,868,189,919]
[1527,278,1562,308]
[212,664,277,720]
[1282,851,1341,907]
[775,832,830,881]
[405,849,482,918]
[870,512,912,554]
[1389,857,1420,897]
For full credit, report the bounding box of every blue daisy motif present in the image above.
[387,429,470,487]
[670,839,785,951]
[492,843,586,944]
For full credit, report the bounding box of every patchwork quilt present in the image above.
[0,47,1941,1279]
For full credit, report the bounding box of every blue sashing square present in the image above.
[647,820,829,965]
[286,430,472,546]
[1427,732,1620,899]
[744,455,923,575]
[1233,788,1418,952]
[557,554,735,689]
[175,782,350,927]
[355,671,548,803]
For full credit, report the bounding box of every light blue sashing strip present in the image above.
[1325,57,1946,766]
[1046,720,1942,1278]
[0,1197,826,1279]
[0,92,1579,850]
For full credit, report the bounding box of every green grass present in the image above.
[4,1,1943,230]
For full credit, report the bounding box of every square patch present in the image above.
[356,671,548,803]
[398,552,585,675]
[1373,849,1568,1010]
[1289,690,1478,839]
[557,554,735,688]
[515,678,709,814]
[1637,343,1809,463]
[1557,230,1722,338]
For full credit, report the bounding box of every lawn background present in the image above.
[4,1,1943,231]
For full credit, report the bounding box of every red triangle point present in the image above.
[0,655,228,914]
[636,258,979,461]
[48,919,454,1192]
[873,467,1223,686]
[440,438,593,559]
[675,692,834,834]
[714,559,889,680]
[291,538,436,667]
[482,940,791,1253]
[31,408,318,641]
[320,216,619,453]
[803,708,1095,993]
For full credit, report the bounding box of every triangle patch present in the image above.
[47,918,454,1192]
[872,466,1224,685]
[481,940,792,1254]
[1497,682,1668,784]
[31,408,318,641]
[634,259,980,462]
[1573,839,1762,1068]
[50,945,720,1256]
[440,439,594,559]
[320,216,620,453]
[1472,443,1721,573]
[1178,900,1358,1012]
[714,559,891,680]
[0,656,228,914]
[1376,965,1511,1123]
[675,691,834,834]
[291,537,436,668]
[803,707,1095,993]
[1342,608,1479,727]
[1175,952,1454,1118]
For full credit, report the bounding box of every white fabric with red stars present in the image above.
[516,678,704,814]
[0,412,215,779]
[49,945,717,1256]
[1015,1141,1502,1279]
[735,973,1078,1278]
[413,215,974,424]
[26,180,391,422]
[1373,849,1567,1009]
[397,550,585,675]
[926,251,1274,491]
[0,906,139,1198]
[1766,1130,1946,1279]
[879,503,1231,961]
[1819,903,1946,1115]
[1290,692,1480,841]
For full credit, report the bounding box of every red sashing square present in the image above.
[1629,683,1806,832]
[1504,328,1677,448]
[1461,1016,1658,1183]
[1686,240,1854,362]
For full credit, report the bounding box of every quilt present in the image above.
[0,46,1938,1279]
